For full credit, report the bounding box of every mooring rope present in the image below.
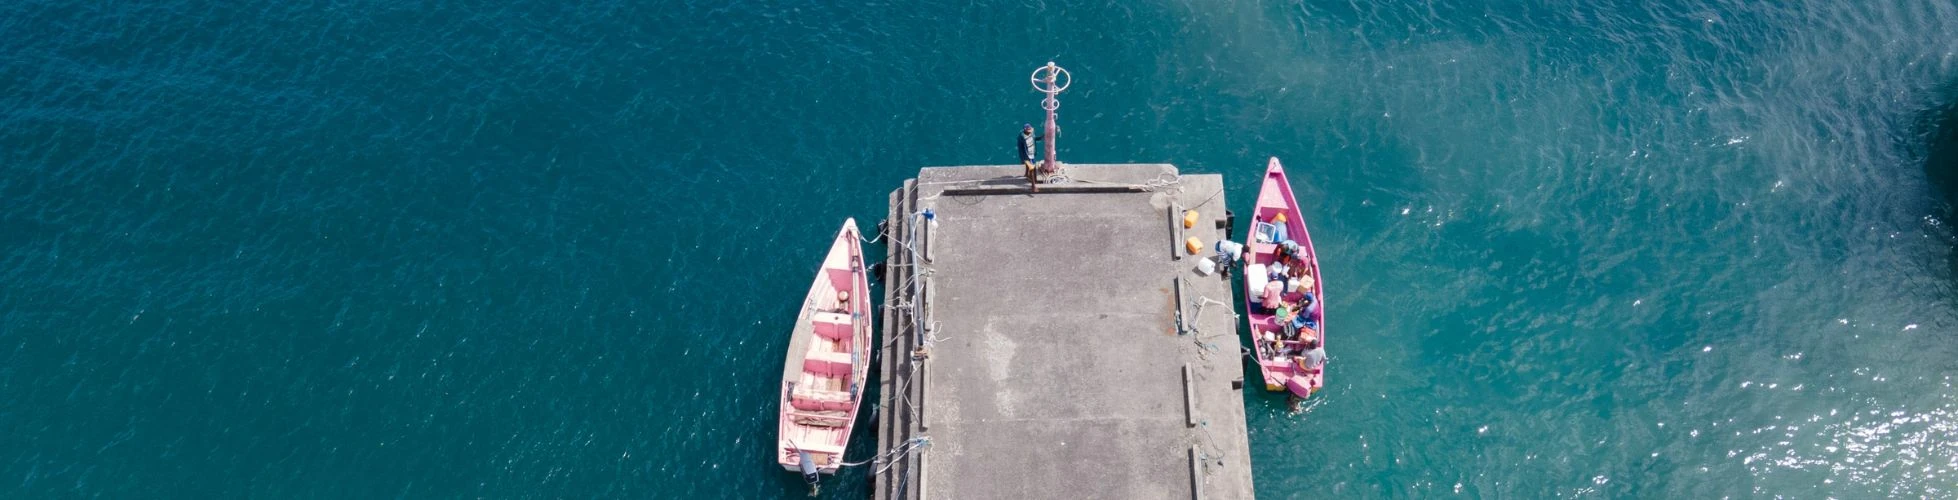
[842,436,932,469]
[869,437,933,476]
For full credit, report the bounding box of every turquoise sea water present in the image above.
[5,0,1958,497]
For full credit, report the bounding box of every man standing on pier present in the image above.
[1018,124,1042,192]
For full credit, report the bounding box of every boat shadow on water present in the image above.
[1922,93,1958,280]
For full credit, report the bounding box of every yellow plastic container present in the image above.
[1182,210,1199,229]
[1185,237,1202,255]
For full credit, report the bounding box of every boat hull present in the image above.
[777,219,872,474]
[1239,158,1325,399]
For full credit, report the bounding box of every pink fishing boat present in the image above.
[1241,157,1326,398]
[778,219,872,489]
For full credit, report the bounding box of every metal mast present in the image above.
[1030,62,1071,177]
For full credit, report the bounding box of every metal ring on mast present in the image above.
[1032,62,1069,112]
[1030,63,1071,94]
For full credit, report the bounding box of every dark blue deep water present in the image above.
[5,1,1958,497]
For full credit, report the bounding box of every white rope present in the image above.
[878,211,934,428]
[1190,296,1233,327]
[1185,295,1238,360]
[843,436,932,467]
[921,321,950,344]
[870,436,932,476]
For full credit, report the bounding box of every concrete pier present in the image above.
[873,164,1254,500]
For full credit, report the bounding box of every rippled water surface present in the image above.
[4,0,1958,497]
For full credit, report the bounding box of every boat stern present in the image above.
[779,443,841,474]
[1254,361,1319,398]
[1285,374,1316,399]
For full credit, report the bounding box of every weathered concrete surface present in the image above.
[876,164,1253,500]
